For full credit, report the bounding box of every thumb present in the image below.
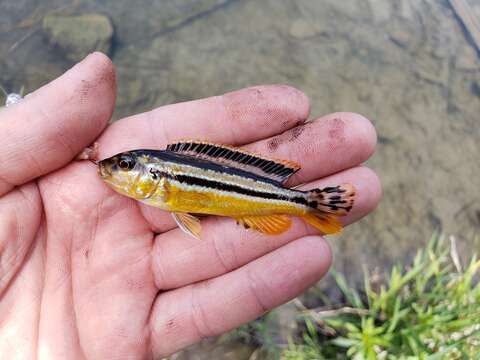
[0,52,116,196]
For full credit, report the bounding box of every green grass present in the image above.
[282,234,480,359]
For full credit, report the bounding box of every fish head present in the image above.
[98,151,160,199]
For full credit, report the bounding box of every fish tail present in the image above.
[301,184,355,234]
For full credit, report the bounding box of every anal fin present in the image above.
[235,214,292,235]
[172,212,202,239]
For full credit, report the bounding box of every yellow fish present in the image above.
[98,141,355,239]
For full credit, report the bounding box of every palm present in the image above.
[3,166,155,358]
[0,53,380,359]
[44,163,157,358]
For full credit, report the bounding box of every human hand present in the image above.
[0,53,381,359]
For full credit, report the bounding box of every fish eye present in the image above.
[118,155,135,170]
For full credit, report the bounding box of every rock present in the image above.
[42,14,113,62]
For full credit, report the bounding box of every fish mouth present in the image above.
[98,162,112,179]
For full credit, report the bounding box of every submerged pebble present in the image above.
[5,93,23,107]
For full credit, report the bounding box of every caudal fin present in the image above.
[307,184,355,216]
[301,184,355,234]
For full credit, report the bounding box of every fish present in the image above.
[98,141,355,239]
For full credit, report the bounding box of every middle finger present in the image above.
[141,112,376,233]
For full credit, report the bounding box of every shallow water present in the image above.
[1,0,479,357]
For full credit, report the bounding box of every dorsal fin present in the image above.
[166,140,301,183]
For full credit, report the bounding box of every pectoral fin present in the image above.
[235,214,292,235]
[172,212,202,239]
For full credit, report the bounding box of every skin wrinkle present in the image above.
[0,186,41,300]
[32,102,78,163]
[25,151,44,184]
[216,218,242,271]
[189,284,214,340]
[88,190,125,225]
[228,235,241,272]
[152,240,174,290]
[146,111,159,148]
[50,120,78,164]
[2,106,77,193]
[220,94,239,143]
[18,112,58,185]
[274,249,299,291]
[78,250,148,308]
[75,238,153,296]
[147,319,156,360]
[244,268,269,314]
[39,179,75,291]
[70,237,87,360]
[211,233,233,274]
[67,190,126,359]
[78,80,91,104]
[84,192,103,260]
[150,211,172,234]
[37,206,76,357]
[267,123,309,152]
[48,234,74,294]
[0,171,15,196]
[18,183,41,210]
[34,218,47,359]
[7,117,45,185]
[0,206,20,297]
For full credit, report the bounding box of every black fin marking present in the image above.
[166,140,301,183]
[307,184,355,216]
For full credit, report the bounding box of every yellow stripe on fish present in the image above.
[98,141,355,239]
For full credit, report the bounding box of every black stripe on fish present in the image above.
[135,149,283,186]
[171,173,309,206]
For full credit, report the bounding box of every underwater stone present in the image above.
[42,14,113,62]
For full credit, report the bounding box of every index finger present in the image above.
[96,85,310,159]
